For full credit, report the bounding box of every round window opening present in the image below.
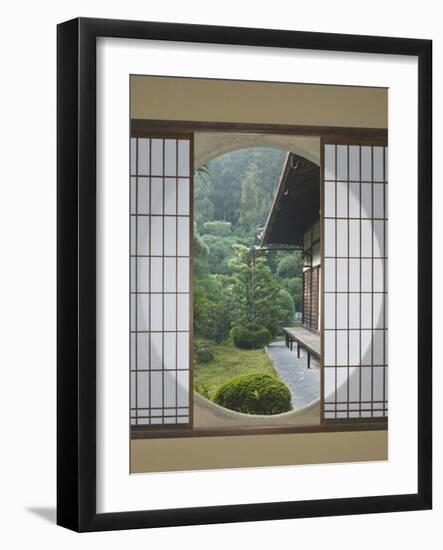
[192,145,321,417]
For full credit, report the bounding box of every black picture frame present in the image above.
[57,17,432,532]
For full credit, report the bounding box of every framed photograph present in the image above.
[57,17,432,531]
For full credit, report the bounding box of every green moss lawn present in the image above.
[193,338,277,400]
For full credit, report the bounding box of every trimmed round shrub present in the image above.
[230,326,272,349]
[194,344,214,363]
[214,373,292,415]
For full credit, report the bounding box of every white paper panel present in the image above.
[336,219,348,257]
[150,371,163,408]
[336,331,348,365]
[177,258,190,292]
[361,146,372,182]
[349,259,360,292]
[349,294,360,329]
[361,293,372,329]
[130,138,137,174]
[336,258,347,292]
[349,182,360,217]
[137,258,150,292]
[150,257,163,293]
[373,293,385,329]
[324,294,335,329]
[163,333,176,370]
[178,178,190,215]
[177,217,189,255]
[373,184,384,218]
[361,183,372,218]
[349,145,359,181]
[137,294,150,331]
[324,219,335,256]
[336,294,348,329]
[137,177,150,214]
[164,372,177,407]
[150,216,163,256]
[164,178,176,215]
[137,217,150,255]
[336,181,348,217]
[164,139,177,177]
[163,258,176,292]
[130,177,137,214]
[164,217,177,256]
[130,137,192,427]
[137,333,149,369]
[150,294,162,331]
[322,144,388,421]
[349,332,360,366]
[137,138,150,176]
[177,332,189,370]
[336,368,348,401]
[324,182,335,217]
[177,294,189,331]
[178,140,190,177]
[164,294,176,331]
[324,258,335,292]
[151,139,163,176]
[137,372,150,408]
[336,145,348,181]
[324,144,335,180]
[373,147,384,182]
[324,331,335,366]
[361,258,372,292]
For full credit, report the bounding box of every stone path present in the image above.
[266,340,320,409]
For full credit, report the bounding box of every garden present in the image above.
[193,148,303,415]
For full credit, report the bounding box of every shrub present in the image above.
[194,382,212,399]
[230,325,272,349]
[277,288,295,327]
[203,220,232,237]
[194,344,214,363]
[276,253,302,279]
[214,373,292,415]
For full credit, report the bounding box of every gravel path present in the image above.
[266,340,320,409]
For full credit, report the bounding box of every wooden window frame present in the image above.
[130,120,388,439]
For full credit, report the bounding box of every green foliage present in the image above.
[230,325,272,349]
[237,167,263,235]
[193,148,303,344]
[277,288,295,327]
[203,220,232,237]
[194,170,215,232]
[200,234,236,275]
[276,253,303,278]
[193,275,232,343]
[214,373,292,415]
[194,343,214,363]
[193,337,276,400]
[228,245,285,336]
[280,276,303,311]
[194,382,212,399]
[193,230,209,277]
[194,148,285,234]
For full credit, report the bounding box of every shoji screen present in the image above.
[322,143,388,421]
[130,136,192,427]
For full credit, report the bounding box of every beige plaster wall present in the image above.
[131,430,388,473]
[131,76,387,128]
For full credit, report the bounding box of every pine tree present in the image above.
[228,245,284,335]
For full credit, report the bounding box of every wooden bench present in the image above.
[283,326,320,369]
